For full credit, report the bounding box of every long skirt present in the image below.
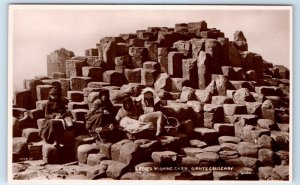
[40,119,64,144]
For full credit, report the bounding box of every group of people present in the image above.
[40,86,167,147]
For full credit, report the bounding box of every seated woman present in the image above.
[116,88,166,136]
[116,96,153,134]
[86,89,115,142]
[40,87,70,147]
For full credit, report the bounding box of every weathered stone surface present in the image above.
[42,143,60,164]
[129,47,148,68]
[70,77,91,91]
[245,102,262,114]
[258,119,277,130]
[151,151,177,166]
[239,156,259,169]
[211,96,232,105]
[180,86,195,101]
[203,145,222,153]
[219,150,240,161]
[154,73,172,91]
[87,153,107,166]
[218,136,241,144]
[86,164,107,179]
[223,104,247,116]
[105,160,128,179]
[67,91,84,102]
[182,58,198,89]
[13,137,29,161]
[181,147,204,157]
[213,171,238,180]
[77,143,99,164]
[82,66,102,81]
[220,142,237,151]
[111,139,132,161]
[102,70,127,86]
[237,142,258,158]
[197,51,211,89]
[195,152,220,164]
[119,142,141,166]
[36,85,54,101]
[195,89,212,103]
[261,100,275,120]
[141,69,158,87]
[258,149,275,166]
[68,102,88,110]
[47,48,75,77]
[214,123,235,136]
[276,150,289,165]
[193,127,219,145]
[22,128,41,143]
[124,68,142,84]
[258,135,274,149]
[258,166,273,180]
[228,42,242,67]
[71,109,88,122]
[233,88,254,104]
[271,165,289,180]
[66,60,85,78]
[189,140,207,148]
[168,52,185,78]
[145,41,159,61]
[13,90,31,109]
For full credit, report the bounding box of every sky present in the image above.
[10,5,291,90]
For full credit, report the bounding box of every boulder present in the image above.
[271,165,289,180]
[111,139,132,161]
[124,68,142,84]
[180,86,195,101]
[195,89,212,103]
[141,69,159,87]
[119,142,141,166]
[182,58,198,88]
[195,152,220,164]
[237,142,258,158]
[70,77,91,91]
[154,73,172,91]
[261,100,275,121]
[233,88,254,104]
[258,149,275,167]
[245,102,262,114]
[102,70,127,86]
[151,151,178,166]
[145,41,159,61]
[87,153,107,166]
[105,161,128,179]
[218,136,241,144]
[258,166,273,180]
[214,123,235,136]
[239,156,259,169]
[258,135,274,149]
[197,51,211,89]
[82,66,102,81]
[65,60,85,78]
[223,104,247,116]
[67,91,84,102]
[193,127,219,145]
[77,143,100,164]
[211,96,232,105]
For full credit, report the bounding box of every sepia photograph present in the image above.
[8,5,292,182]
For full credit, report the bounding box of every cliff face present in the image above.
[12,20,290,181]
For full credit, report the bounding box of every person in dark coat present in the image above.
[85,89,115,142]
[40,87,69,147]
